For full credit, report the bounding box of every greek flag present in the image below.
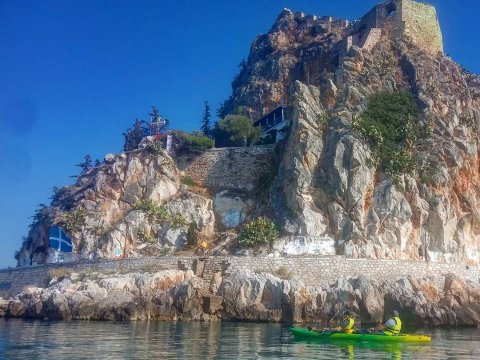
[49,226,73,253]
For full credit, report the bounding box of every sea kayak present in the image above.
[290,327,431,343]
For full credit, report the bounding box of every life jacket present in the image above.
[342,316,355,334]
[384,316,402,336]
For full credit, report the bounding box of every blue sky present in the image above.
[0,0,478,268]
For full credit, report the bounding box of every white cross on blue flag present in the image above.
[49,226,73,253]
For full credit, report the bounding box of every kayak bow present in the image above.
[290,327,431,343]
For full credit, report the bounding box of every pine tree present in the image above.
[148,105,160,119]
[201,101,211,136]
[216,102,226,120]
[76,154,93,175]
[94,159,102,167]
[123,119,149,151]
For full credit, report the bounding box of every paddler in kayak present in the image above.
[337,310,355,334]
[307,310,356,333]
[371,310,402,335]
[383,310,402,335]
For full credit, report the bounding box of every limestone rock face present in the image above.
[228,5,480,263]
[2,270,479,326]
[4,269,209,321]
[218,269,308,322]
[16,150,216,265]
[16,2,480,265]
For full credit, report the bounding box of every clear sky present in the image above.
[0,0,478,268]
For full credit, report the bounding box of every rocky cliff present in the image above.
[226,3,480,263]
[16,0,480,266]
[2,268,480,327]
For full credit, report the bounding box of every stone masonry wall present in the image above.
[183,145,276,191]
[399,0,443,54]
[1,256,479,298]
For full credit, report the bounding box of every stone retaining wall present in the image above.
[0,256,479,298]
[183,145,276,190]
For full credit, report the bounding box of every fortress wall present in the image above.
[182,145,276,191]
[1,256,479,298]
[344,0,443,56]
[400,0,443,54]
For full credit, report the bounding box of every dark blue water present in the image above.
[0,319,479,359]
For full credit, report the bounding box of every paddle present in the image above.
[306,307,346,332]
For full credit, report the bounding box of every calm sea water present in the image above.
[0,318,479,359]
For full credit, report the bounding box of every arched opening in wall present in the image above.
[386,2,397,16]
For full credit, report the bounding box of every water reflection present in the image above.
[0,319,479,359]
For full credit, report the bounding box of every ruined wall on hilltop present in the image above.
[345,0,443,56]
[399,0,443,54]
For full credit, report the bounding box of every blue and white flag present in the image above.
[49,226,73,253]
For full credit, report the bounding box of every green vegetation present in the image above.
[146,141,163,155]
[201,100,211,136]
[274,266,293,280]
[46,268,74,282]
[181,177,198,187]
[168,213,188,228]
[29,204,48,230]
[140,263,168,273]
[123,119,150,151]
[186,223,198,248]
[177,132,214,154]
[238,217,278,248]
[63,208,87,234]
[213,114,261,147]
[352,91,427,182]
[133,199,169,222]
[137,228,156,244]
[75,155,93,176]
[132,199,188,229]
[123,106,169,151]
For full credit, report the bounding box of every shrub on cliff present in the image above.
[212,115,260,147]
[352,91,428,182]
[63,208,87,234]
[133,199,187,229]
[239,217,278,248]
[178,132,214,154]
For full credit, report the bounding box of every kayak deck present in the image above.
[290,327,431,343]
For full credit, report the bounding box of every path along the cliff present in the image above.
[1,256,480,327]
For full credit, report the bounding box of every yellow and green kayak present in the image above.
[290,327,431,343]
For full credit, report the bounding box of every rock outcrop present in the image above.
[1,269,479,327]
[228,3,480,263]
[15,0,480,266]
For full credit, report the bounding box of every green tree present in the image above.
[123,119,149,151]
[216,102,226,120]
[213,114,260,147]
[76,154,92,175]
[201,101,211,136]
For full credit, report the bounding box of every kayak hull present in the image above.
[290,327,431,343]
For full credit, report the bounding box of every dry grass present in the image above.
[46,267,74,283]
